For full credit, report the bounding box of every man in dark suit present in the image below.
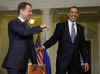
[2,2,49,74]
[42,7,89,74]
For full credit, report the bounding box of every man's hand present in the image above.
[84,63,89,72]
[40,24,50,30]
[35,47,44,53]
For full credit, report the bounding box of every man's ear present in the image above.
[20,9,23,14]
[77,14,80,18]
[20,9,25,15]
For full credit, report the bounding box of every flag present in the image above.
[35,34,44,64]
[36,50,44,64]
[44,49,51,74]
[35,34,51,74]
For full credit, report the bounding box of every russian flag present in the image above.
[44,49,51,74]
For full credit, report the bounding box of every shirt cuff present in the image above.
[41,45,45,49]
[42,28,48,32]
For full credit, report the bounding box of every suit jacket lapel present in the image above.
[16,18,22,23]
[16,18,30,29]
[65,21,80,43]
[74,23,80,42]
[64,21,72,42]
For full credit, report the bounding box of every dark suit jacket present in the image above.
[43,21,89,72]
[2,18,42,70]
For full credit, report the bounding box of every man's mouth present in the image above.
[72,16,76,19]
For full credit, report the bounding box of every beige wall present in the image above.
[0,0,100,10]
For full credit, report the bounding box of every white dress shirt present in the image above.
[18,17,25,22]
[68,20,77,36]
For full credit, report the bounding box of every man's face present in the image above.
[22,5,32,21]
[67,8,79,22]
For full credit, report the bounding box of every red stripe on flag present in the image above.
[36,50,44,64]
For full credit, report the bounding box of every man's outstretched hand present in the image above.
[40,24,50,30]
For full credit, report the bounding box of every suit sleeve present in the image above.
[79,27,89,63]
[10,21,43,37]
[43,23,61,49]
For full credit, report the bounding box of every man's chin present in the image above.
[71,19,77,22]
[26,18,30,21]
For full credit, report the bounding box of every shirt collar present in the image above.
[68,19,76,25]
[18,17,25,22]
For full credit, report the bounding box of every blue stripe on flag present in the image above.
[44,49,51,74]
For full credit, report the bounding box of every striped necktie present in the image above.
[71,23,75,43]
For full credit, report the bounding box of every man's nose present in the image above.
[72,12,76,15]
[72,14,76,17]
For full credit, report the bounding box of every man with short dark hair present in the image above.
[2,2,49,74]
[42,7,89,74]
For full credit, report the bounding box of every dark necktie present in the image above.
[71,23,75,43]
